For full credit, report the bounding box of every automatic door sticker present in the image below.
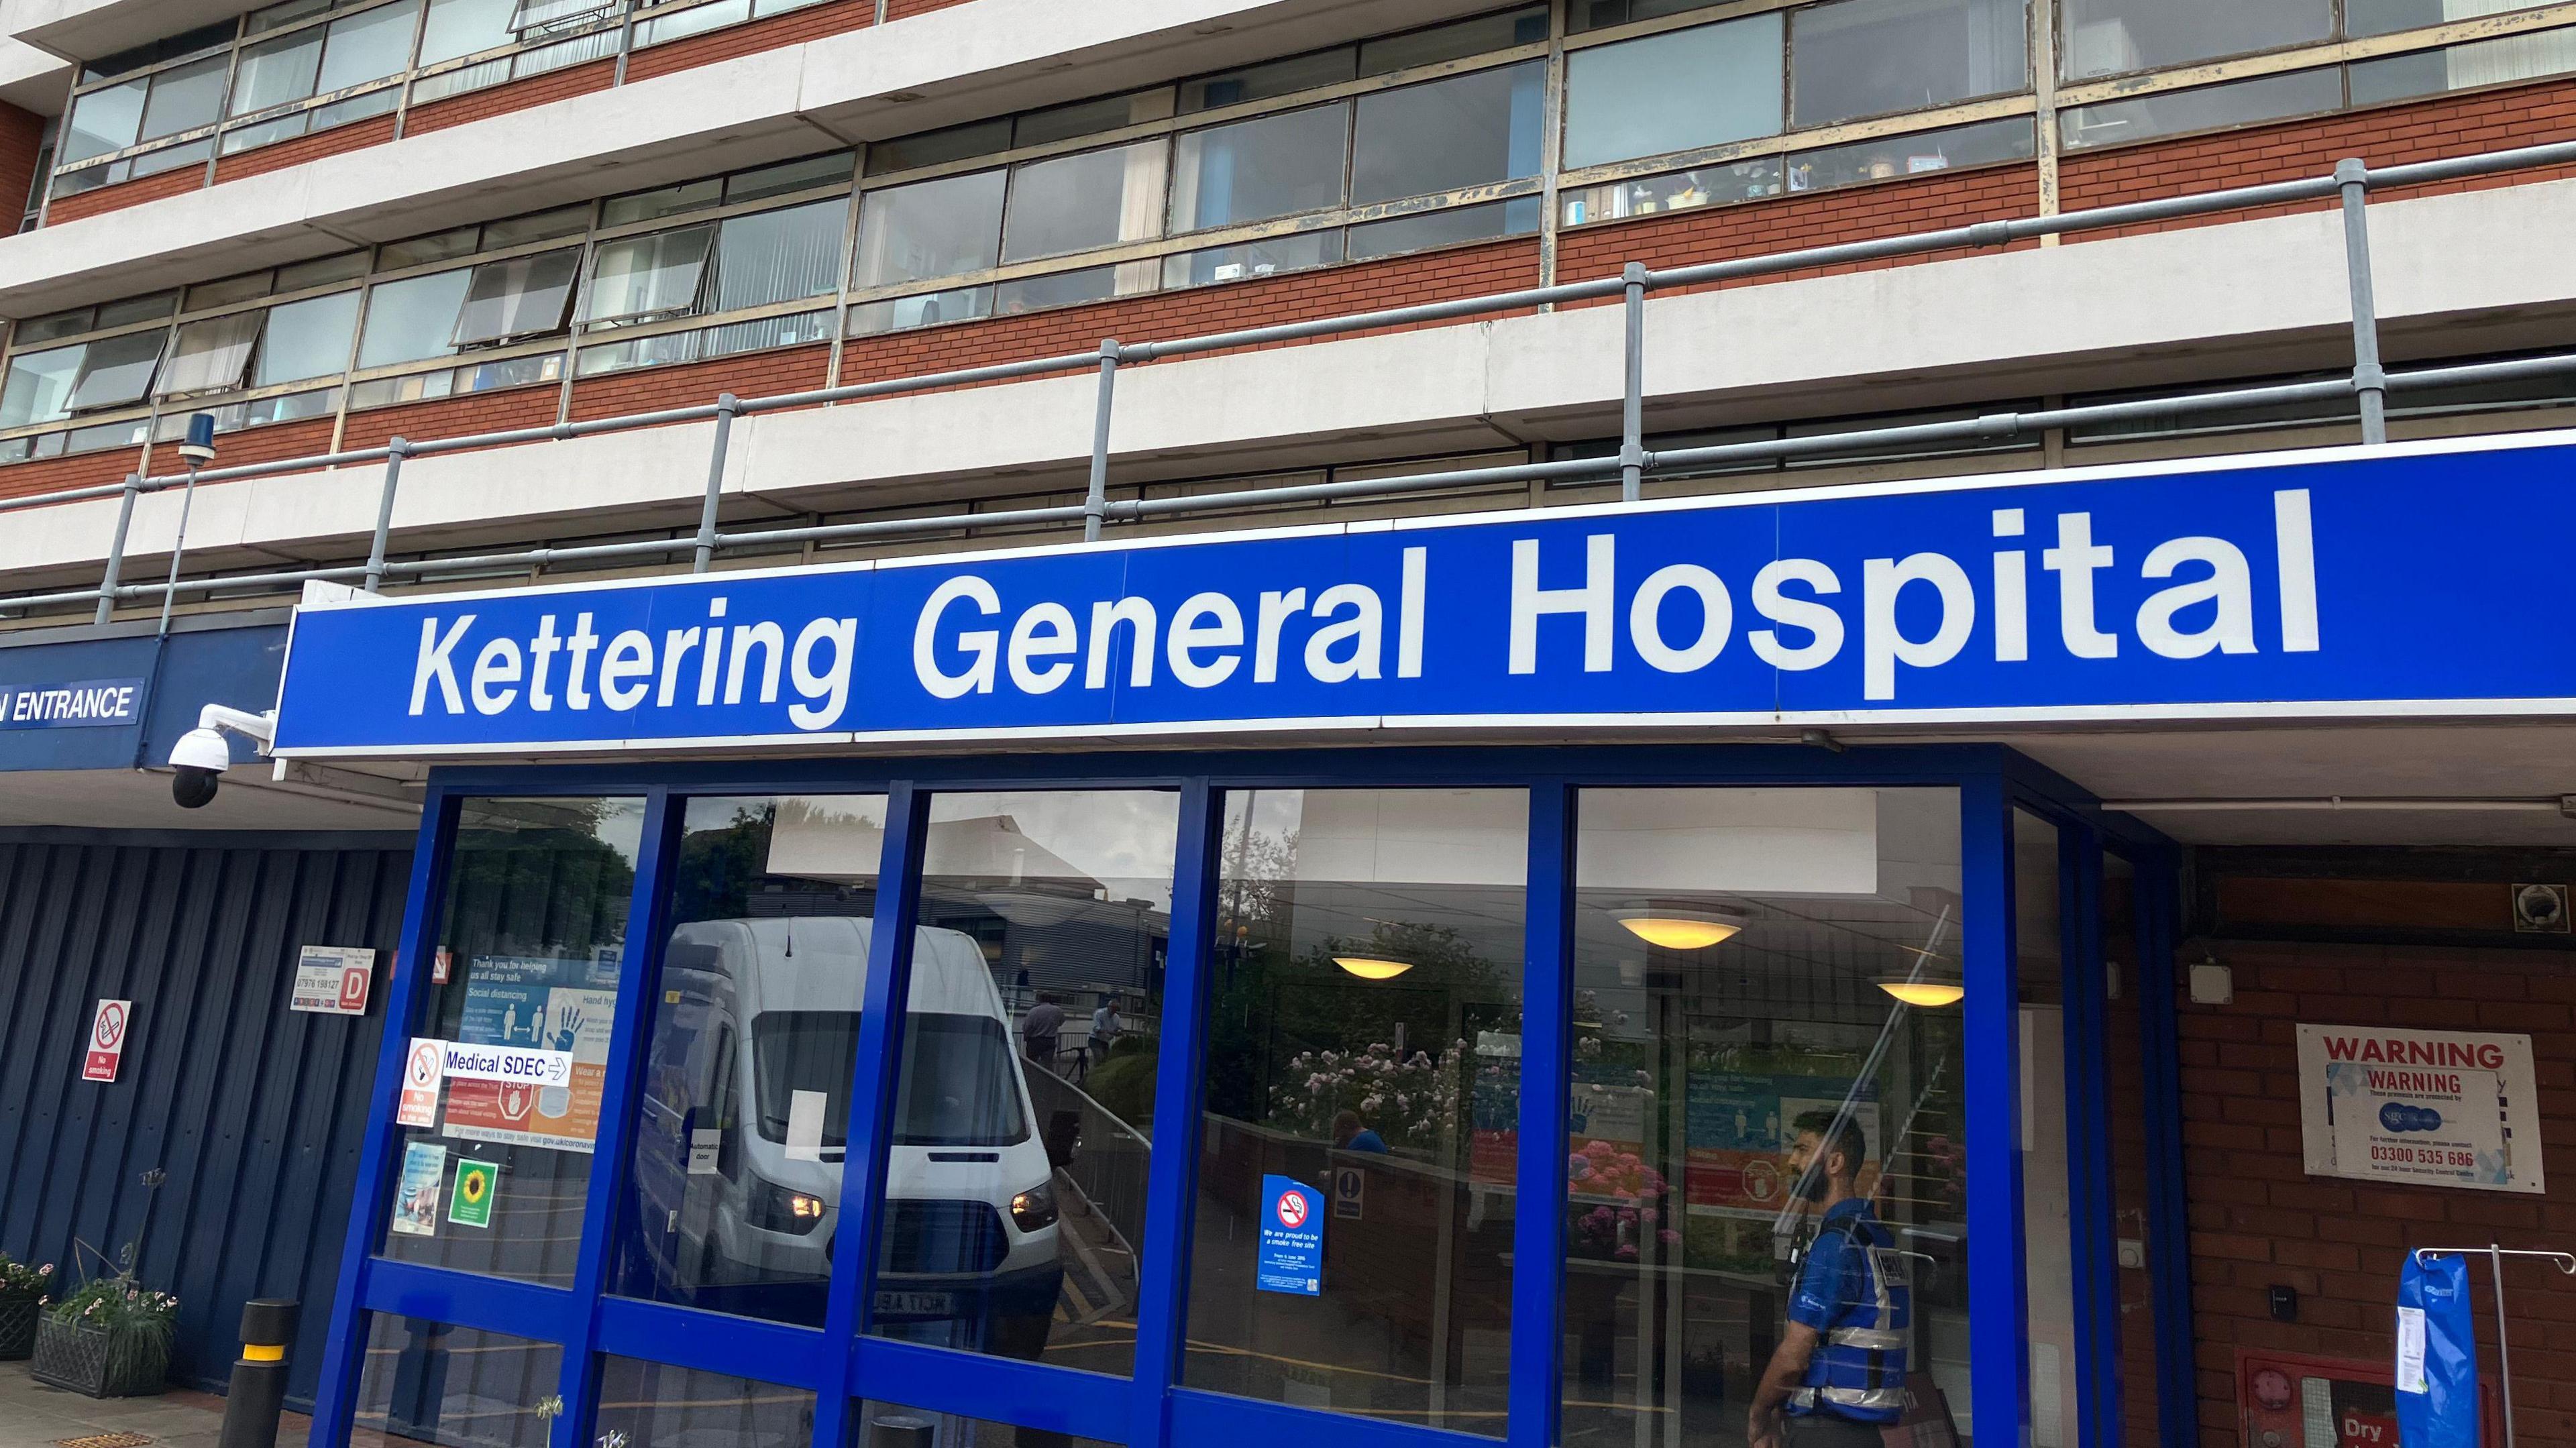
[449,1158,497,1229]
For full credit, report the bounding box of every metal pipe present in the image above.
[1085,340,1119,543]
[363,440,407,594]
[744,349,1104,413]
[721,502,1096,550]
[2367,136,2576,190]
[1620,261,1646,502]
[2337,158,2390,446]
[93,473,140,626]
[1110,455,1611,516]
[0,477,138,513]
[1122,278,1625,364]
[695,396,738,573]
[2103,797,2569,812]
[155,468,203,638]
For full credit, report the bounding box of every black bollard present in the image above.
[215,1299,299,1448]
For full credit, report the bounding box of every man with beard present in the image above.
[1747,1108,1908,1448]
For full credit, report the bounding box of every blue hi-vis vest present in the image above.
[1784,1198,1911,1423]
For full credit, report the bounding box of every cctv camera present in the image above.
[169,725,232,809]
[163,705,277,812]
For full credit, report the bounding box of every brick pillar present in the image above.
[0,100,42,231]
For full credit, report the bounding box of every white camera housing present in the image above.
[168,704,276,809]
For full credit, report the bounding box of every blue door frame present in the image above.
[307,742,2196,1448]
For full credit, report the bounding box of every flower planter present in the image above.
[0,1294,35,1361]
[29,1314,168,1398]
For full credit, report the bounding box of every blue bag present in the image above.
[2396,1251,2480,1448]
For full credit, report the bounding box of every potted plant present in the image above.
[30,1277,177,1398]
[0,1254,52,1359]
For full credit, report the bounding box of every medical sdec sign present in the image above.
[271,437,2576,755]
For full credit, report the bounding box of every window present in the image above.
[1179,48,1356,112]
[603,176,720,228]
[1161,231,1342,289]
[2349,0,2556,36]
[1352,61,1544,205]
[255,291,364,385]
[853,170,1005,288]
[2058,67,2343,148]
[1791,0,2028,128]
[584,224,716,326]
[68,331,166,412]
[1562,12,1784,170]
[138,55,228,140]
[594,1362,814,1448]
[1015,89,1171,148]
[1560,158,1785,225]
[157,312,264,396]
[358,268,476,367]
[2349,27,2576,103]
[233,30,327,114]
[865,118,1011,176]
[1183,788,1525,1431]
[2060,0,2334,78]
[726,152,853,204]
[708,199,846,309]
[1347,196,1539,258]
[233,0,421,121]
[419,0,515,64]
[1000,140,1167,264]
[1359,5,1547,74]
[350,1322,557,1448]
[1169,103,1349,231]
[62,81,146,165]
[994,264,1119,315]
[452,249,582,345]
[1788,115,2035,190]
[845,285,991,337]
[0,346,85,428]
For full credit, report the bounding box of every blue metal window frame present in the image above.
[304,742,2189,1448]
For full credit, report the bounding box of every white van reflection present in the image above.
[630,915,1063,1345]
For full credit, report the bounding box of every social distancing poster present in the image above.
[441,954,617,1155]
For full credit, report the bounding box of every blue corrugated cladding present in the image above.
[0,828,413,1407]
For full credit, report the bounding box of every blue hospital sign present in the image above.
[1,677,144,730]
[1258,1175,1324,1296]
[270,436,2576,755]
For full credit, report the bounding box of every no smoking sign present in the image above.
[82,999,131,1082]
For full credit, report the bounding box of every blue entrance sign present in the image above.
[1258,1174,1324,1296]
[272,436,2576,755]
[1,677,144,730]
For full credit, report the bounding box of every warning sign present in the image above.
[449,1158,496,1228]
[290,946,376,1015]
[1332,1165,1365,1221]
[81,999,131,1082]
[397,1038,443,1129]
[2296,1025,2542,1194]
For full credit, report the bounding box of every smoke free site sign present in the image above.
[1258,1175,1324,1296]
[2296,1025,2543,1193]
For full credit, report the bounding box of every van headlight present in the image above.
[1010,1180,1057,1231]
[750,1179,827,1234]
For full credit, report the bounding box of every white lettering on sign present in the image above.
[439,1041,575,1087]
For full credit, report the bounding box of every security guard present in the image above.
[1748,1109,1909,1448]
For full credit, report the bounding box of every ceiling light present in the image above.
[1876,979,1966,1007]
[1613,907,1747,950]
[1334,956,1414,980]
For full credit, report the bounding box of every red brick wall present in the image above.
[339,383,564,453]
[401,59,617,136]
[213,115,401,185]
[44,166,203,224]
[565,341,831,421]
[194,416,339,469]
[1554,162,2043,299]
[883,0,971,17]
[2176,932,2576,1448]
[0,446,146,501]
[0,102,43,232]
[2061,76,2576,239]
[839,235,1544,389]
[625,0,873,82]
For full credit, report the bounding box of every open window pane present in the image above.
[380,797,641,1283]
[256,290,363,386]
[157,311,264,396]
[1,346,86,428]
[855,170,1005,289]
[1000,140,1167,264]
[1562,13,1784,170]
[1352,62,1544,206]
[1563,787,1974,1448]
[67,329,165,411]
[140,55,229,141]
[612,795,885,1327]
[320,0,425,91]
[359,268,475,368]
[2060,0,2333,78]
[1790,0,2029,129]
[1183,788,1527,1433]
[235,30,327,113]
[350,1319,559,1448]
[585,223,716,327]
[1169,103,1349,231]
[419,0,515,64]
[865,791,1180,1379]
[453,249,581,345]
[62,80,146,164]
[713,199,849,311]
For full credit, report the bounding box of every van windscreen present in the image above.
[750,1011,1028,1149]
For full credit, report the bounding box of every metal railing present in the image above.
[10,138,2576,625]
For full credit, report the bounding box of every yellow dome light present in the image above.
[1334,956,1415,981]
[1613,907,1748,951]
[1876,979,1966,1007]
